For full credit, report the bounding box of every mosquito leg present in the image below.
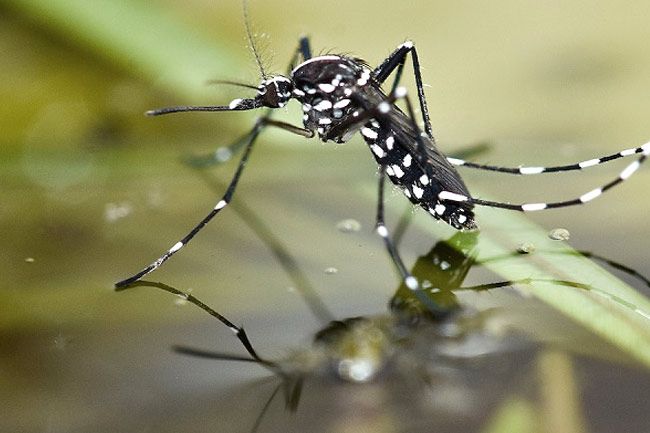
[372,41,433,139]
[448,142,650,175]
[116,280,278,370]
[115,118,311,288]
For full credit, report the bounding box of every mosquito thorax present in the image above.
[291,55,371,142]
[256,75,293,108]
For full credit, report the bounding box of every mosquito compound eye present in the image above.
[259,76,293,108]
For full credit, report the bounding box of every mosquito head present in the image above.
[255,75,294,108]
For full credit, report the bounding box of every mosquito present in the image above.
[115,0,648,289]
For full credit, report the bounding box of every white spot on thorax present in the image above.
[333,99,351,109]
[314,100,333,111]
[318,83,336,93]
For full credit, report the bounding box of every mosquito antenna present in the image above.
[242,0,268,79]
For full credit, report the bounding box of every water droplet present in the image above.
[548,228,570,241]
[517,242,535,254]
[24,257,35,263]
[336,218,361,233]
[324,267,338,275]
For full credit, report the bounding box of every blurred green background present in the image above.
[1,1,649,432]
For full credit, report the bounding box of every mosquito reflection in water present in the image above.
[116,230,649,433]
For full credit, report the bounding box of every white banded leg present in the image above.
[115,118,312,288]
[470,144,649,212]
[448,142,650,175]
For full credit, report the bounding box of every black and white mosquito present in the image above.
[115,2,648,290]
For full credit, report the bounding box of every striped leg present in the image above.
[471,144,649,212]
[375,167,419,291]
[448,142,649,175]
[115,118,312,288]
[375,167,451,315]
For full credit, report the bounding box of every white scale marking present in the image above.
[412,185,424,199]
[228,98,243,109]
[357,70,371,86]
[619,148,636,157]
[519,166,545,174]
[376,225,388,238]
[378,102,390,113]
[405,276,419,290]
[578,158,600,168]
[620,160,640,179]
[318,83,336,93]
[314,100,333,111]
[215,200,228,210]
[580,188,602,203]
[170,241,183,253]
[385,136,394,150]
[521,203,547,211]
[319,118,332,125]
[438,191,468,202]
[402,154,412,167]
[333,99,351,109]
[419,174,429,185]
[291,55,341,73]
[392,165,405,178]
[395,87,407,98]
[371,145,385,158]
[457,215,467,224]
[434,204,446,215]
[361,127,378,140]
[446,157,464,166]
